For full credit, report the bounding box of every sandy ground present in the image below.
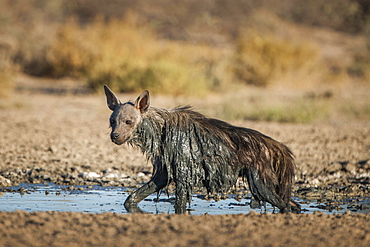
[0,78,369,246]
[0,211,369,247]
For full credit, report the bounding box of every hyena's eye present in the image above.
[125,120,132,125]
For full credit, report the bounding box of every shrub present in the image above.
[233,31,320,87]
[47,18,226,95]
[347,42,370,80]
[0,72,13,98]
[0,41,15,97]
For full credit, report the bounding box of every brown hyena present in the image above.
[104,85,300,213]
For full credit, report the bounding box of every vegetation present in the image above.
[0,0,369,123]
[233,31,321,87]
[47,17,226,95]
[0,41,14,97]
[204,91,330,123]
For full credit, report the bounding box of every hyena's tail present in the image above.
[276,146,295,202]
[246,139,300,213]
[272,143,300,213]
[273,143,301,213]
[246,166,292,212]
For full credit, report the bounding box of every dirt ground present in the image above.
[0,211,369,247]
[0,77,369,246]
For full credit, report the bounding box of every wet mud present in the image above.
[0,183,369,215]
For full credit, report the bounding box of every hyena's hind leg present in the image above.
[245,167,294,213]
[289,199,301,213]
[124,164,168,213]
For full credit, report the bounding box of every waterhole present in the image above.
[0,183,369,215]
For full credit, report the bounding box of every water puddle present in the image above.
[0,183,369,215]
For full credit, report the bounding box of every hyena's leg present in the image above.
[245,167,291,212]
[174,182,187,214]
[124,167,168,213]
[172,160,191,214]
[290,199,301,213]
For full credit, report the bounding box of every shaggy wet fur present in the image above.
[104,86,300,213]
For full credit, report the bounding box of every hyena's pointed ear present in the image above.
[104,85,121,111]
[134,90,150,113]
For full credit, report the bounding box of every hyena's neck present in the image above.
[128,111,165,157]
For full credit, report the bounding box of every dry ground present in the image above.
[0,77,369,246]
[0,211,369,247]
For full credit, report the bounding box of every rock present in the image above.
[0,175,12,187]
[344,163,357,174]
[103,168,113,174]
[326,162,342,174]
[79,172,101,179]
[103,173,119,179]
[136,172,146,177]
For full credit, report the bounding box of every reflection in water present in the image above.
[0,184,369,215]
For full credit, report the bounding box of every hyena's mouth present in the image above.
[111,137,128,145]
[112,139,125,145]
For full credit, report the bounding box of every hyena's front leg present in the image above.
[174,183,187,214]
[124,167,168,213]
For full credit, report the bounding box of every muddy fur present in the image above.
[104,86,300,213]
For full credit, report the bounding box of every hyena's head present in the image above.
[104,85,150,145]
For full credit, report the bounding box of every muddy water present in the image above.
[0,183,369,215]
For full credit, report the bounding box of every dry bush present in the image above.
[0,39,16,97]
[47,17,227,95]
[233,31,321,87]
[1,0,368,98]
[0,60,13,98]
[347,40,370,81]
[0,0,60,80]
[276,0,370,34]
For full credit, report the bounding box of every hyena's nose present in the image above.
[111,132,120,140]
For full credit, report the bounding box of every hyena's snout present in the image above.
[110,131,128,145]
[110,132,120,141]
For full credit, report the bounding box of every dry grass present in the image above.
[47,17,229,95]
[0,1,369,96]
[188,86,370,124]
[0,73,13,98]
[0,40,15,97]
[47,16,347,95]
[232,30,323,87]
[199,89,330,123]
[347,44,370,81]
[0,0,369,123]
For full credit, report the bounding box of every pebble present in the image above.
[103,173,119,179]
[136,172,146,177]
[0,175,12,187]
[80,172,101,179]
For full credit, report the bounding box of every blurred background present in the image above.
[0,0,369,123]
